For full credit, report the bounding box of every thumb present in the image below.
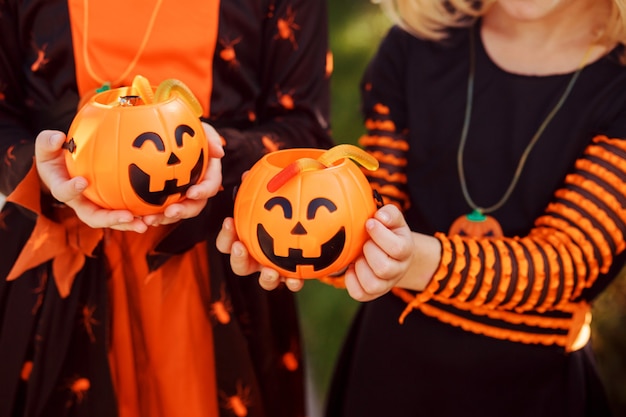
[35,130,66,162]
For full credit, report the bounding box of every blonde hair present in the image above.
[375,0,626,62]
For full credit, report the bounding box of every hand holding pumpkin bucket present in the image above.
[63,75,209,216]
[233,144,380,279]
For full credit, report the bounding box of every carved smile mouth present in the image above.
[128,150,205,206]
[256,224,346,272]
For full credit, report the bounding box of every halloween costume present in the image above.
[0,0,332,416]
[326,23,626,417]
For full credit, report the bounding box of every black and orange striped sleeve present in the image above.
[357,27,414,212]
[401,135,626,318]
[358,102,410,211]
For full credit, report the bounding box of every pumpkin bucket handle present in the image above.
[266,144,378,192]
[130,75,154,104]
[154,78,204,118]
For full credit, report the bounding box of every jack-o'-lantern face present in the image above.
[64,78,208,216]
[127,126,205,206]
[234,146,379,279]
[257,195,346,273]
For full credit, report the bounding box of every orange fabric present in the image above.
[6,164,103,297]
[65,0,222,410]
[5,165,218,414]
[358,131,411,211]
[67,0,220,116]
[364,119,396,132]
[365,168,407,183]
[359,135,409,151]
[105,229,218,417]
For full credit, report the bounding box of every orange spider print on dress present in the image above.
[281,351,299,372]
[220,381,251,417]
[65,376,90,408]
[81,304,99,343]
[30,42,49,72]
[266,1,276,18]
[276,87,295,110]
[20,360,33,381]
[261,135,282,153]
[281,338,300,371]
[211,283,233,325]
[219,37,242,68]
[325,50,334,79]
[274,5,300,50]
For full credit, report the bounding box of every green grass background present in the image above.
[298,1,626,415]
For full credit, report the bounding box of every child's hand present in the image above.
[344,204,440,302]
[36,123,225,233]
[216,217,305,292]
[143,122,224,226]
[35,130,148,232]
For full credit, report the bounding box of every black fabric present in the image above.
[0,215,117,417]
[207,230,306,417]
[327,294,613,417]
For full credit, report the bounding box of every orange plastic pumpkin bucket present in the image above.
[64,77,208,216]
[234,145,379,279]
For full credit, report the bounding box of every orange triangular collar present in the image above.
[6,164,103,297]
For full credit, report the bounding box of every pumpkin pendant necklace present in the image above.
[77,0,164,109]
[449,26,592,238]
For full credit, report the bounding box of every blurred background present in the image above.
[0,1,622,415]
[296,1,626,416]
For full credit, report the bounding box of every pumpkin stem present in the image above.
[96,82,111,93]
[466,209,487,222]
